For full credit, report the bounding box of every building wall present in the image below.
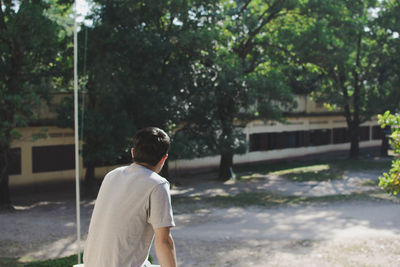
[8,126,130,186]
[9,114,381,186]
[9,126,75,186]
[7,94,382,186]
[171,115,381,170]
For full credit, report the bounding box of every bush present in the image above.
[378,111,400,195]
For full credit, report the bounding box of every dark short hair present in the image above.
[132,127,170,166]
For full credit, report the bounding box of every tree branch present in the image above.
[238,0,285,55]
[239,0,253,15]
[338,66,353,126]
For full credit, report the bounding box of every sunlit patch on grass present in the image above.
[239,164,343,182]
[269,164,331,175]
[238,173,265,180]
[279,167,343,182]
[359,179,379,187]
[270,164,340,182]
[236,157,392,182]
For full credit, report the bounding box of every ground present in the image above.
[1,157,399,266]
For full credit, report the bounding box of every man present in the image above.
[84,127,177,267]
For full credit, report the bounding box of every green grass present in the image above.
[0,258,21,267]
[173,189,399,211]
[0,253,154,267]
[24,254,81,267]
[0,254,80,267]
[236,157,391,182]
[271,164,342,182]
[359,179,380,187]
[173,157,395,212]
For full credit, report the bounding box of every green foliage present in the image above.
[284,0,400,158]
[180,0,298,179]
[378,111,400,195]
[0,1,63,143]
[57,93,134,167]
[58,0,220,171]
[0,0,71,206]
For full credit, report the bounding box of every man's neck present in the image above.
[135,161,158,172]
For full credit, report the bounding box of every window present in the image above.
[372,125,390,140]
[249,131,308,151]
[249,133,269,151]
[249,128,337,152]
[333,128,349,144]
[281,131,307,148]
[32,145,75,173]
[359,126,370,141]
[309,129,331,146]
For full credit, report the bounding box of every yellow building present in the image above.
[8,94,381,187]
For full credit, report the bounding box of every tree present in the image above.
[0,0,69,209]
[58,0,218,190]
[286,0,400,158]
[378,111,400,195]
[181,0,297,180]
[371,0,400,155]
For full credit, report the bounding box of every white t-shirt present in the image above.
[83,163,175,267]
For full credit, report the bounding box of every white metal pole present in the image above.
[74,0,82,264]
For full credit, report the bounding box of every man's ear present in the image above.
[155,154,168,173]
[157,154,168,167]
[160,154,168,164]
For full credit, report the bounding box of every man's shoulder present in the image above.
[104,164,169,188]
[105,165,129,177]
[148,172,169,187]
[130,163,169,185]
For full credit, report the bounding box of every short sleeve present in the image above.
[148,182,175,229]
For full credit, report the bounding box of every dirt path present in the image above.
[172,202,400,266]
[1,170,399,266]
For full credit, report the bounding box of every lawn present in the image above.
[172,155,396,211]
[235,156,391,182]
[0,253,154,266]
[172,189,397,211]
[0,254,80,267]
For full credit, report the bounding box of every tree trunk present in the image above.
[84,164,96,197]
[0,173,11,210]
[349,124,360,159]
[349,31,362,159]
[219,152,233,181]
[0,148,12,210]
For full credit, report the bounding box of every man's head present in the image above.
[131,127,170,170]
